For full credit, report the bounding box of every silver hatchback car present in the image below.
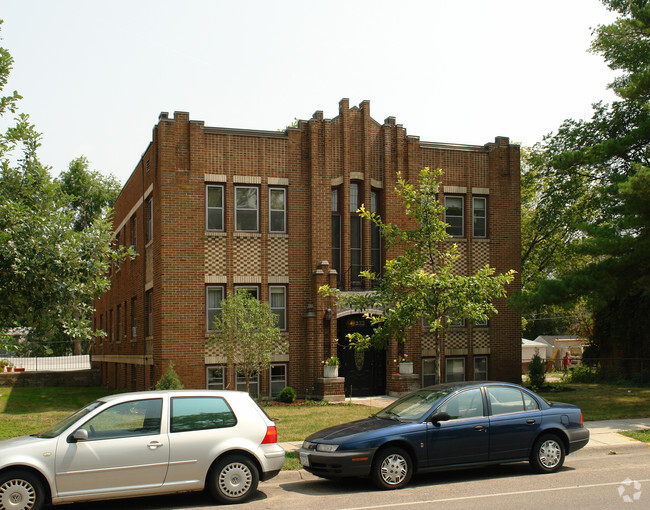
[0,390,285,510]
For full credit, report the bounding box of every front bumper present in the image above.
[566,427,590,453]
[297,447,375,478]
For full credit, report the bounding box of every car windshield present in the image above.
[375,388,453,421]
[36,401,104,438]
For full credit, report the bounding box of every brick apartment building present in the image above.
[92,99,521,399]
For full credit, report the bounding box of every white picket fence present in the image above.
[0,355,91,372]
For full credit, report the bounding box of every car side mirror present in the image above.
[71,429,89,443]
[429,411,451,424]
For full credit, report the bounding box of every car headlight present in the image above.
[316,443,339,452]
[302,441,314,449]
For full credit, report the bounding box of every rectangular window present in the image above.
[206,366,225,390]
[109,309,114,343]
[351,215,362,285]
[331,188,341,279]
[130,214,137,250]
[170,397,236,432]
[145,290,153,337]
[269,188,286,233]
[206,185,224,231]
[235,186,259,232]
[444,196,464,237]
[236,370,259,398]
[123,300,127,338]
[474,356,488,381]
[270,364,287,398]
[145,197,153,243]
[371,191,381,278]
[131,298,137,338]
[473,197,486,238]
[350,183,359,212]
[446,357,466,383]
[422,358,437,387]
[269,286,286,330]
[116,305,121,342]
[207,286,224,331]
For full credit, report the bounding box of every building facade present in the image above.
[92,99,521,398]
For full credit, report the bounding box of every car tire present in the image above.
[0,469,45,510]
[370,446,413,490]
[208,455,259,504]
[530,434,565,473]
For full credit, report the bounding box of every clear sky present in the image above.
[2,0,617,184]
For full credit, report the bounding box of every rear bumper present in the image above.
[566,427,590,453]
[297,448,375,478]
[258,443,286,480]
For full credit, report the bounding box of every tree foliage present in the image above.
[517,1,650,344]
[209,291,285,394]
[0,22,128,354]
[321,167,515,381]
[155,361,184,390]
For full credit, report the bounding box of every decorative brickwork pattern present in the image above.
[447,330,468,350]
[452,242,467,275]
[473,329,490,349]
[472,241,490,273]
[268,235,289,276]
[205,235,227,275]
[422,331,436,352]
[233,235,261,276]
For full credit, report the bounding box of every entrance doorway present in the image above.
[337,315,386,396]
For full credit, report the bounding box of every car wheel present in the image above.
[208,455,259,504]
[0,470,45,510]
[530,434,565,473]
[371,446,413,490]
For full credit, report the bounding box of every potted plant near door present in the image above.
[322,356,340,378]
[0,360,8,372]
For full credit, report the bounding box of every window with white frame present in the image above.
[269,188,286,233]
[422,358,437,387]
[446,357,466,383]
[145,290,153,337]
[236,370,259,398]
[474,356,488,381]
[145,197,153,243]
[444,196,464,237]
[270,364,287,397]
[235,186,259,232]
[206,286,224,331]
[206,185,224,231]
[269,286,286,330]
[473,197,486,238]
[206,366,226,390]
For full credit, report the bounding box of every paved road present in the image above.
[55,445,650,510]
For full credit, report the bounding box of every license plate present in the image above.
[299,452,310,467]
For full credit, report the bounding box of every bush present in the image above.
[568,364,601,383]
[277,386,296,403]
[528,351,546,390]
[155,362,184,390]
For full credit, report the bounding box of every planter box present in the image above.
[399,362,413,375]
[323,365,339,378]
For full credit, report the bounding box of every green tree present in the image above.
[58,156,121,232]
[209,291,286,394]
[516,1,650,355]
[0,21,129,354]
[155,361,184,390]
[320,167,515,382]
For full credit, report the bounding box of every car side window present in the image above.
[487,387,527,415]
[522,391,540,411]
[170,397,237,433]
[436,388,484,420]
[81,399,162,439]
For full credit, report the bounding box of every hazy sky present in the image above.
[2,0,617,184]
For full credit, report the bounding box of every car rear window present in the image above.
[170,397,237,433]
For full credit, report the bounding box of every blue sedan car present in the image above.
[298,382,589,490]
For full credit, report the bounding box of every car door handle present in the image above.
[474,425,485,431]
[147,441,164,450]
[526,419,536,424]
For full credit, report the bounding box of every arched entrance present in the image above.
[337,314,386,396]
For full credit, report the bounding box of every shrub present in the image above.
[528,351,546,390]
[155,362,184,390]
[568,364,601,383]
[277,386,296,403]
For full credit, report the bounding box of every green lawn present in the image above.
[620,430,650,444]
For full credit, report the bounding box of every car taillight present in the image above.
[580,413,584,426]
[262,425,278,444]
